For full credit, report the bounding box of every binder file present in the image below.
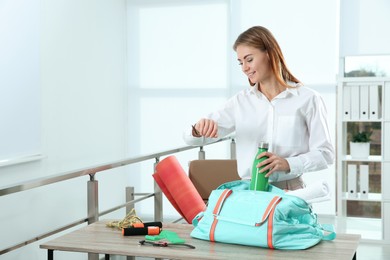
[384,162,390,200]
[385,82,390,121]
[385,123,390,162]
[360,85,369,120]
[369,85,379,120]
[359,164,369,199]
[385,203,390,239]
[350,86,360,120]
[343,85,351,120]
[347,164,357,198]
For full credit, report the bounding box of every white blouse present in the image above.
[183,83,334,182]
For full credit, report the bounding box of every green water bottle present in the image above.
[250,142,269,191]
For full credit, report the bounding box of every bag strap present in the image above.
[256,196,282,226]
[209,189,233,241]
[266,196,282,249]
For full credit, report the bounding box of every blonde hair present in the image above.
[233,26,300,87]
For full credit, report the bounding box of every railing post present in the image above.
[230,138,236,159]
[126,187,135,260]
[154,158,163,222]
[198,146,205,160]
[125,186,135,214]
[87,174,99,260]
[87,174,99,223]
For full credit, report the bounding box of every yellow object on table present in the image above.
[106,208,142,229]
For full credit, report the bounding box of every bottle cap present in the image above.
[258,142,269,149]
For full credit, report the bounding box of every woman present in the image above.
[183,26,334,190]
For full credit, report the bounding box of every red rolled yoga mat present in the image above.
[153,156,205,223]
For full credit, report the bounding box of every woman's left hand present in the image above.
[256,152,290,177]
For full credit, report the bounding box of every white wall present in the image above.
[0,0,128,259]
[340,0,390,56]
[232,0,339,86]
[0,0,41,162]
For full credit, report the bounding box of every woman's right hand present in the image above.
[194,119,218,138]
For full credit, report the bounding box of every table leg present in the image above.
[352,252,356,260]
[105,254,110,260]
[48,249,53,260]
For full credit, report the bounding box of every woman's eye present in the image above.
[247,58,253,62]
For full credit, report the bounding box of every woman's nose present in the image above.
[242,63,249,72]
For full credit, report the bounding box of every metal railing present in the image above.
[0,136,236,257]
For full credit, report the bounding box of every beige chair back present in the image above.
[189,159,240,201]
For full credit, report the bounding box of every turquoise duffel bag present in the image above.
[190,180,335,250]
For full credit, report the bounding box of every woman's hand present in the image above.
[257,152,290,177]
[194,119,218,138]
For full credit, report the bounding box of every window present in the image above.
[127,0,230,155]
[344,55,390,77]
[126,0,230,218]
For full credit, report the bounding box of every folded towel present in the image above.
[287,180,331,204]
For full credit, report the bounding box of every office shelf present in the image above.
[341,192,382,202]
[336,78,390,241]
[341,155,382,162]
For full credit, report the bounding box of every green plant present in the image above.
[351,131,372,143]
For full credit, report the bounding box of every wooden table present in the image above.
[40,220,360,260]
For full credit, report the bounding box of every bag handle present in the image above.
[192,189,233,229]
[212,189,233,215]
[256,196,282,226]
[192,211,204,227]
